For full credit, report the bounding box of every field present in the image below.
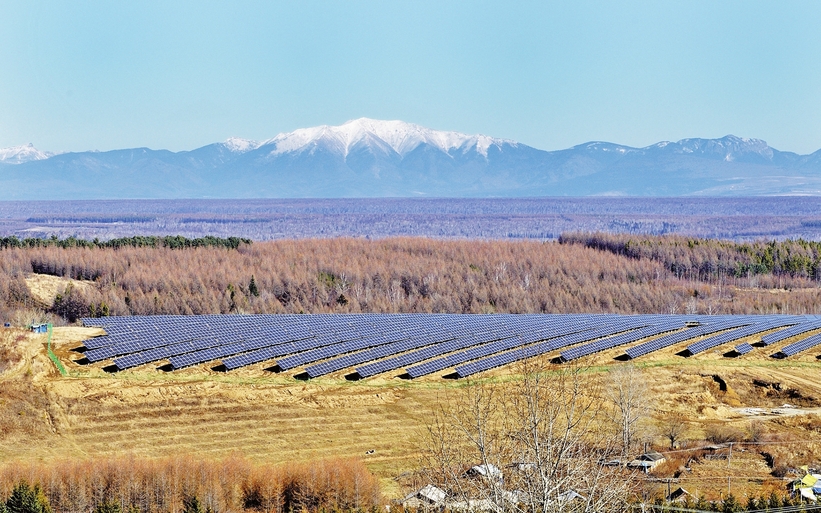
[4,322,821,501]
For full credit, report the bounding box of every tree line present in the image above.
[560,232,821,281]
[0,456,380,513]
[0,236,250,251]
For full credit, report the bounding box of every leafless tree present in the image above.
[605,363,650,456]
[417,363,638,512]
[657,413,688,449]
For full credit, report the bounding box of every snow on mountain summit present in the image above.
[0,143,52,164]
[221,137,260,153]
[261,118,515,158]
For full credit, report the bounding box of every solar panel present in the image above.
[559,322,684,362]
[686,319,795,355]
[625,318,752,359]
[734,342,754,355]
[451,322,647,378]
[303,335,436,378]
[777,333,821,357]
[761,319,821,345]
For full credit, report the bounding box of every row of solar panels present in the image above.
[79,314,821,378]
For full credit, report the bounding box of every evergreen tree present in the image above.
[694,496,711,512]
[182,495,203,513]
[767,491,782,509]
[5,481,51,513]
[722,494,742,513]
[93,501,122,513]
[248,275,260,297]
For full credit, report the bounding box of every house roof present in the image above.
[469,464,502,477]
[640,451,666,462]
[404,484,446,504]
[667,487,691,502]
[557,490,585,502]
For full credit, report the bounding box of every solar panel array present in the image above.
[761,318,821,346]
[777,333,821,357]
[685,317,796,355]
[79,313,821,378]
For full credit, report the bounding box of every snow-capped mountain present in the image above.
[259,118,514,158]
[1,119,821,199]
[0,143,52,164]
[221,137,260,153]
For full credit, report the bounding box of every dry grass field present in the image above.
[3,324,821,501]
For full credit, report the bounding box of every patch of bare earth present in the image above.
[24,273,95,307]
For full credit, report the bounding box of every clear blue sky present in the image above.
[1,1,820,154]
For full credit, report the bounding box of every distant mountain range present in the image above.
[2,118,821,199]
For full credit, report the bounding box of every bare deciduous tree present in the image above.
[605,363,650,456]
[418,363,638,512]
[657,413,688,449]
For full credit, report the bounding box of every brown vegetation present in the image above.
[2,236,821,324]
[0,455,380,513]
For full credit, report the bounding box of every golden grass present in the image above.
[3,325,821,500]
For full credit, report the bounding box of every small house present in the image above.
[627,451,666,473]
[667,487,692,503]
[465,464,503,482]
[402,484,447,508]
[557,490,586,503]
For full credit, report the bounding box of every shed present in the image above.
[465,464,503,481]
[667,487,692,503]
[402,484,447,508]
[557,490,585,502]
[627,451,666,473]
[30,323,48,334]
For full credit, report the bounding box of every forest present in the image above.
[3,197,821,242]
[2,235,821,324]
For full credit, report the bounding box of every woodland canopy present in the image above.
[1,235,821,323]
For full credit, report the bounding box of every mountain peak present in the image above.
[261,118,514,158]
[222,137,260,153]
[674,135,773,161]
[0,143,52,164]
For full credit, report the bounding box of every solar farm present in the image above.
[75,313,821,378]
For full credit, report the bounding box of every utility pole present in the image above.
[728,442,733,496]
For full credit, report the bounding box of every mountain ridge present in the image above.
[2,119,820,199]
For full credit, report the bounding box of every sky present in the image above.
[1,1,820,154]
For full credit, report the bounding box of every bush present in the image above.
[772,465,791,478]
[705,425,742,444]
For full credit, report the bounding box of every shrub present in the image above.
[705,425,742,444]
